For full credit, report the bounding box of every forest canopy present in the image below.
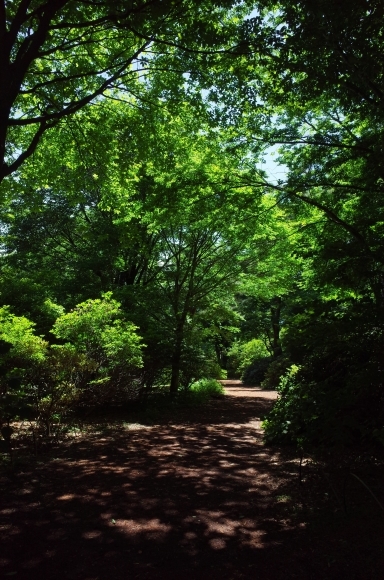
[0,0,383,449]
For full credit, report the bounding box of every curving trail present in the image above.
[1,382,382,579]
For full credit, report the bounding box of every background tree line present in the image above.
[0,0,383,449]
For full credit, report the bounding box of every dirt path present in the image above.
[0,383,383,579]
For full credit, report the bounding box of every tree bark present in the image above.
[170,350,181,396]
[170,331,183,396]
[170,316,187,396]
[270,297,283,359]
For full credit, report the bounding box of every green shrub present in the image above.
[0,306,48,363]
[190,378,225,400]
[0,307,87,433]
[0,295,144,433]
[146,378,225,409]
[0,307,48,422]
[227,339,270,380]
[262,364,307,445]
[27,344,88,435]
[52,293,142,367]
[263,337,384,448]
[262,297,384,448]
[261,356,291,389]
[242,356,272,385]
[51,293,143,406]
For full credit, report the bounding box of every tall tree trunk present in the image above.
[170,321,185,396]
[270,297,283,359]
[170,347,182,396]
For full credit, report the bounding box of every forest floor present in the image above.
[0,380,384,580]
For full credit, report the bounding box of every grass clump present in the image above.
[189,378,225,401]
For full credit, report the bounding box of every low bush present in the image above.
[263,336,384,447]
[51,293,143,407]
[261,296,384,448]
[241,356,272,385]
[0,295,144,434]
[262,364,307,445]
[190,378,225,400]
[227,339,271,383]
[261,356,291,390]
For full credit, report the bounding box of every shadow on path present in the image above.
[0,387,383,579]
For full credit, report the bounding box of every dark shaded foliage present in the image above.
[242,356,272,386]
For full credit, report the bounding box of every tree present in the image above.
[154,225,242,394]
[223,0,384,442]
[222,0,384,293]
[0,0,249,185]
[1,91,269,393]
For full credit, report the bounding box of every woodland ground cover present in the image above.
[1,384,383,579]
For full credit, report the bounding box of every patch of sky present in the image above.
[244,7,260,20]
[260,145,287,185]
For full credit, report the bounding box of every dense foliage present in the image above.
[0,295,143,434]
[0,1,383,449]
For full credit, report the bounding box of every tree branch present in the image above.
[9,41,150,127]
[2,120,50,178]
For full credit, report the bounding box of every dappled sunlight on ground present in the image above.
[1,384,383,579]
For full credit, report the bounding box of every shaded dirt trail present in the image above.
[0,383,383,579]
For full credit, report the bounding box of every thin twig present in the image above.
[350,472,384,512]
